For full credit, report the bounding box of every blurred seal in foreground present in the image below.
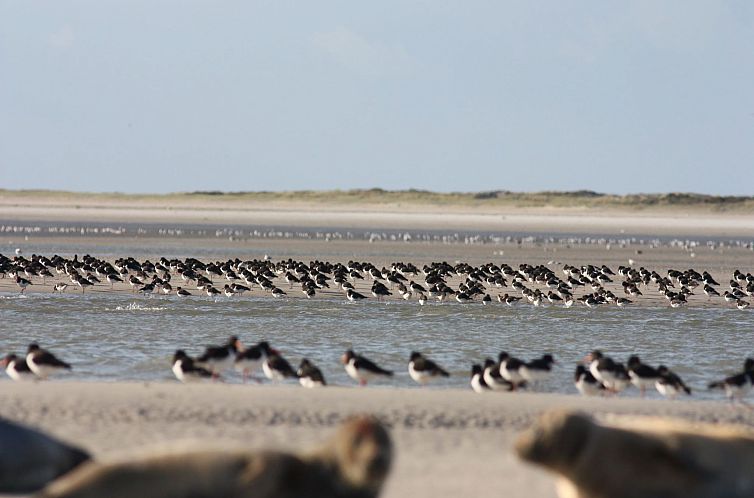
[0,418,90,493]
[37,416,392,498]
[516,410,754,498]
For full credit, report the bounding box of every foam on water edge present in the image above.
[111,302,168,312]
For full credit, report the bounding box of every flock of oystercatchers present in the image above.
[2,253,754,309]
[471,350,754,403]
[2,341,753,404]
[2,252,752,403]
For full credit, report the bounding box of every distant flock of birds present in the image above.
[2,252,754,309]
[3,340,753,405]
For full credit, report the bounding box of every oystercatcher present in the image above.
[627,355,661,397]
[470,364,490,393]
[341,350,393,386]
[708,358,754,403]
[498,351,526,388]
[196,336,241,376]
[417,293,427,306]
[574,365,603,396]
[262,348,297,381]
[407,352,449,386]
[234,341,271,382]
[655,365,691,399]
[585,350,617,387]
[2,353,37,381]
[498,293,521,306]
[482,358,516,391]
[371,282,392,301]
[297,358,327,388]
[346,289,368,302]
[171,350,213,383]
[520,354,556,387]
[25,343,71,379]
[15,275,31,293]
[106,273,123,287]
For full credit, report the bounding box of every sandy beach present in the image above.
[2,382,753,498]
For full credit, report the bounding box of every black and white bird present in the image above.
[498,294,521,306]
[470,364,490,393]
[585,350,629,393]
[455,292,472,304]
[128,275,143,292]
[297,358,327,388]
[106,273,123,287]
[723,291,739,303]
[341,350,393,386]
[703,284,720,297]
[262,348,298,381]
[15,275,32,293]
[655,365,691,399]
[271,287,287,298]
[482,358,516,392]
[609,363,631,393]
[574,365,603,396]
[520,354,556,386]
[615,297,632,307]
[25,343,71,379]
[498,351,526,389]
[171,350,213,383]
[346,289,368,302]
[409,281,427,294]
[2,353,37,381]
[708,358,754,403]
[371,282,392,301]
[627,355,661,397]
[234,341,271,382]
[407,352,449,386]
[196,336,242,376]
[73,275,94,293]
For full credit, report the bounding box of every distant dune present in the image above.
[2,188,754,213]
[3,188,754,237]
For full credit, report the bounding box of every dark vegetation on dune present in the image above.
[2,189,754,211]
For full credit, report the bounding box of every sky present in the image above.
[1,1,753,195]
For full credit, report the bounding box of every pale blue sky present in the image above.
[1,1,753,194]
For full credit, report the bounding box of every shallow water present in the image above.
[1,290,751,400]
